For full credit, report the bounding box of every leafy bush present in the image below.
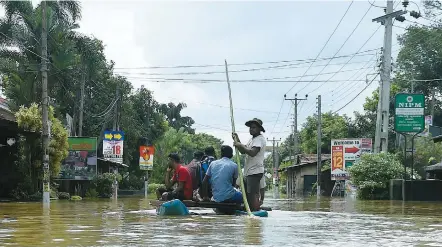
[70,195,82,200]
[148,183,165,193]
[280,185,287,194]
[15,103,69,176]
[348,153,418,200]
[92,173,122,198]
[120,173,144,190]
[58,192,70,200]
[29,191,42,201]
[85,188,98,198]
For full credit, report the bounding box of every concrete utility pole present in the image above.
[284,94,307,156]
[113,85,120,131]
[316,95,322,199]
[78,66,85,136]
[41,1,51,206]
[267,137,281,199]
[373,1,406,153]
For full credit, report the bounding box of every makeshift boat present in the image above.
[150,199,270,217]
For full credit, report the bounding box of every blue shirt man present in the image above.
[202,145,243,203]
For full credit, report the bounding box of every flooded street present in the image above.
[1,196,442,246]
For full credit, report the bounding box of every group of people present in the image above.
[155,118,267,211]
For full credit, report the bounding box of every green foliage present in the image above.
[15,103,69,176]
[300,112,349,154]
[29,192,42,202]
[70,195,82,201]
[91,173,122,198]
[119,173,144,190]
[348,153,418,200]
[147,183,166,193]
[58,192,70,200]
[403,136,442,178]
[85,188,98,198]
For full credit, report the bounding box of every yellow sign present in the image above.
[104,133,113,140]
[114,133,122,140]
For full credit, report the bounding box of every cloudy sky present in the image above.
[27,0,430,146]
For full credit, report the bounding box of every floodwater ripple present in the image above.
[0,197,442,246]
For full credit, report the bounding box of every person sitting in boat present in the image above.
[186,151,204,192]
[155,153,193,201]
[195,146,217,200]
[201,145,243,204]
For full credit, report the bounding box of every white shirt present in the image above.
[244,134,266,176]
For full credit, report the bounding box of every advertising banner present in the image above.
[331,138,372,180]
[59,137,97,180]
[103,131,124,164]
[139,145,155,171]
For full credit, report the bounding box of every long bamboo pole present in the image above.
[224,60,253,216]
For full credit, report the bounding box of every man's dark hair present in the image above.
[221,145,234,159]
[193,151,204,160]
[168,153,181,163]
[204,146,216,157]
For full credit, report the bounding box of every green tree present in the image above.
[158,102,195,134]
[348,153,405,200]
[300,112,349,154]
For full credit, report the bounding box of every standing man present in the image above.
[233,118,266,211]
[156,153,193,201]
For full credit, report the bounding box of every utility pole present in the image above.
[78,66,85,136]
[113,85,120,131]
[373,0,406,153]
[267,137,281,199]
[284,94,307,157]
[316,95,322,199]
[41,0,50,206]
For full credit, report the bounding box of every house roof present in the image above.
[279,154,331,171]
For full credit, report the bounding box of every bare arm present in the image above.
[234,143,261,157]
[173,181,185,194]
[164,169,175,189]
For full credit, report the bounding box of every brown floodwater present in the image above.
[1,195,442,246]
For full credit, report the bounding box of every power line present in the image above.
[298,4,376,95]
[333,74,379,113]
[306,25,382,96]
[112,48,378,71]
[284,0,355,95]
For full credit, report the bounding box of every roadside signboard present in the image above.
[394,93,425,133]
[59,137,98,180]
[139,145,155,171]
[103,131,124,164]
[331,138,373,180]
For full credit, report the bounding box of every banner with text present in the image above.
[59,137,97,180]
[139,145,155,171]
[103,131,124,164]
[331,138,372,180]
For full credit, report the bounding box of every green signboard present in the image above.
[68,137,97,151]
[394,93,425,133]
[59,137,98,180]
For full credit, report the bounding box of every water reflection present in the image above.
[1,197,442,246]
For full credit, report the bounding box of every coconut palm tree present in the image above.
[0,0,81,109]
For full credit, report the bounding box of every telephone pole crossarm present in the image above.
[372,10,407,23]
[284,94,308,156]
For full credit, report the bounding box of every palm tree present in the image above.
[159,102,196,134]
[0,0,81,109]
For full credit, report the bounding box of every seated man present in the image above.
[156,153,193,201]
[201,145,243,203]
